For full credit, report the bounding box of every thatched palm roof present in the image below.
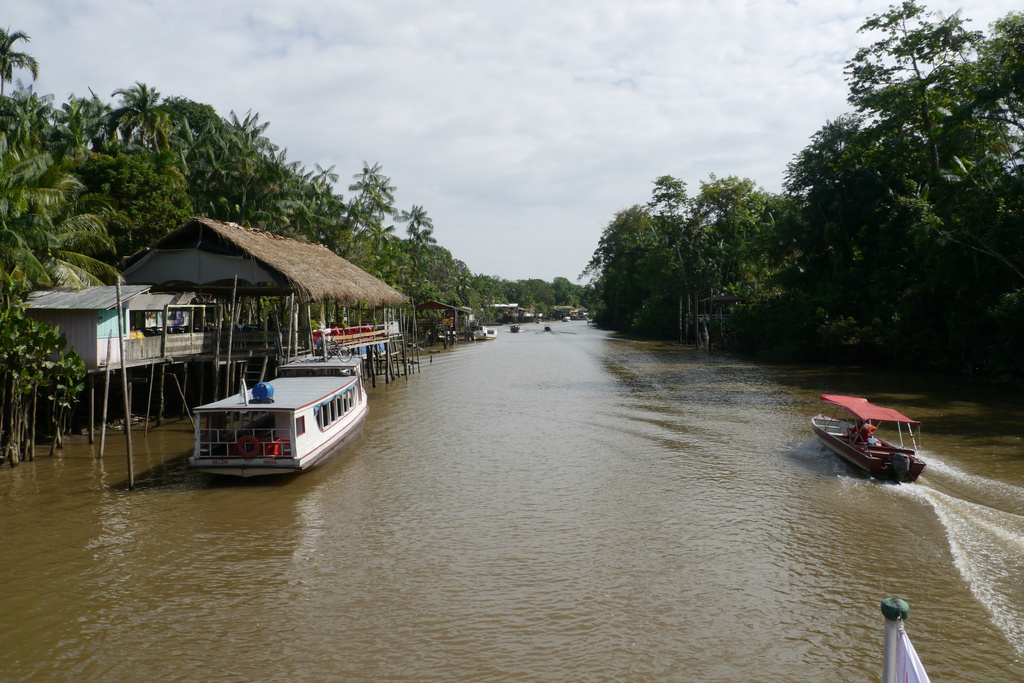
[122,217,407,306]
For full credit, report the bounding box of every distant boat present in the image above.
[509,324,520,333]
[562,316,570,322]
[811,394,925,482]
[189,356,367,477]
[472,325,497,341]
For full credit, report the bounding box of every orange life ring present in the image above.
[236,435,261,458]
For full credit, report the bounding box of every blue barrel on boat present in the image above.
[252,382,274,401]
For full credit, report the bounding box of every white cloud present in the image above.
[7,0,1022,280]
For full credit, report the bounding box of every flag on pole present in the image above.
[897,623,930,683]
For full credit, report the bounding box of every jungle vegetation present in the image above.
[0,23,594,462]
[585,3,1024,383]
[0,26,588,316]
[2,0,1022,402]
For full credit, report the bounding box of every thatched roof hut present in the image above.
[122,217,406,306]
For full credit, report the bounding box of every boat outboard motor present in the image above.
[891,453,910,481]
[251,382,275,404]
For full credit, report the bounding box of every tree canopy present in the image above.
[0,32,587,316]
[585,4,1024,381]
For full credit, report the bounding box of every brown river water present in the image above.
[2,321,1023,681]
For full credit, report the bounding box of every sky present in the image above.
[6,1,1021,282]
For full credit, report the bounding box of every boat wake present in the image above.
[894,454,1024,658]
[788,438,862,480]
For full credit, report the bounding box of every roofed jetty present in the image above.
[27,217,419,462]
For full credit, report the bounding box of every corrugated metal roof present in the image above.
[126,292,196,310]
[26,285,151,310]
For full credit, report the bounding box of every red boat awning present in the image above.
[819,394,921,425]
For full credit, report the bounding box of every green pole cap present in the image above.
[881,597,910,621]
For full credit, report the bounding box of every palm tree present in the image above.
[108,82,173,152]
[193,109,294,227]
[0,27,39,97]
[51,92,111,161]
[348,161,396,234]
[0,84,54,155]
[398,204,437,280]
[399,204,436,247]
[0,133,116,288]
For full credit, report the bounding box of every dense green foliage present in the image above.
[585,3,1024,382]
[0,275,84,465]
[0,60,581,310]
[0,30,593,457]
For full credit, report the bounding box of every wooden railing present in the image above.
[105,326,329,366]
[167,333,217,356]
[315,326,390,353]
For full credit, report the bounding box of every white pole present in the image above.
[881,598,909,683]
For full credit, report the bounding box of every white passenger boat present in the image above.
[189,356,367,477]
[472,325,497,341]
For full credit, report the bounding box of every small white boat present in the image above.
[189,356,367,477]
[472,325,497,341]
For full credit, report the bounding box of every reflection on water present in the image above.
[1,322,1022,681]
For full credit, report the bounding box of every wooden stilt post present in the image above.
[289,294,297,362]
[369,343,377,388]
[180,364,189,419]
[99,334,112,458]
[172,372,195,430]
[305,301,314,356]
[400,309,409,379]
[88,373,95,444]
[145,362,155,437]
[198,361,206,405]
[213,307,223,401]
[224,276,238,398]
[389,338,396,382]
[157,363,166,427]
[413,305,421,373]
[678,294,684,346]
[29,390,36,460]
[115,282,134,489]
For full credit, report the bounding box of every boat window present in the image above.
[314,384,361,432]
[296,416,305,436]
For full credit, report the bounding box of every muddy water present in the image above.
[1,322,1022,681]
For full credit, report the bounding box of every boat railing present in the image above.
[813,415,851,437]
[197,427,293,458]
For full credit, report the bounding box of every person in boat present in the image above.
[854,420,879,445]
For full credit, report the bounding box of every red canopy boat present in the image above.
[810,394,926,482]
